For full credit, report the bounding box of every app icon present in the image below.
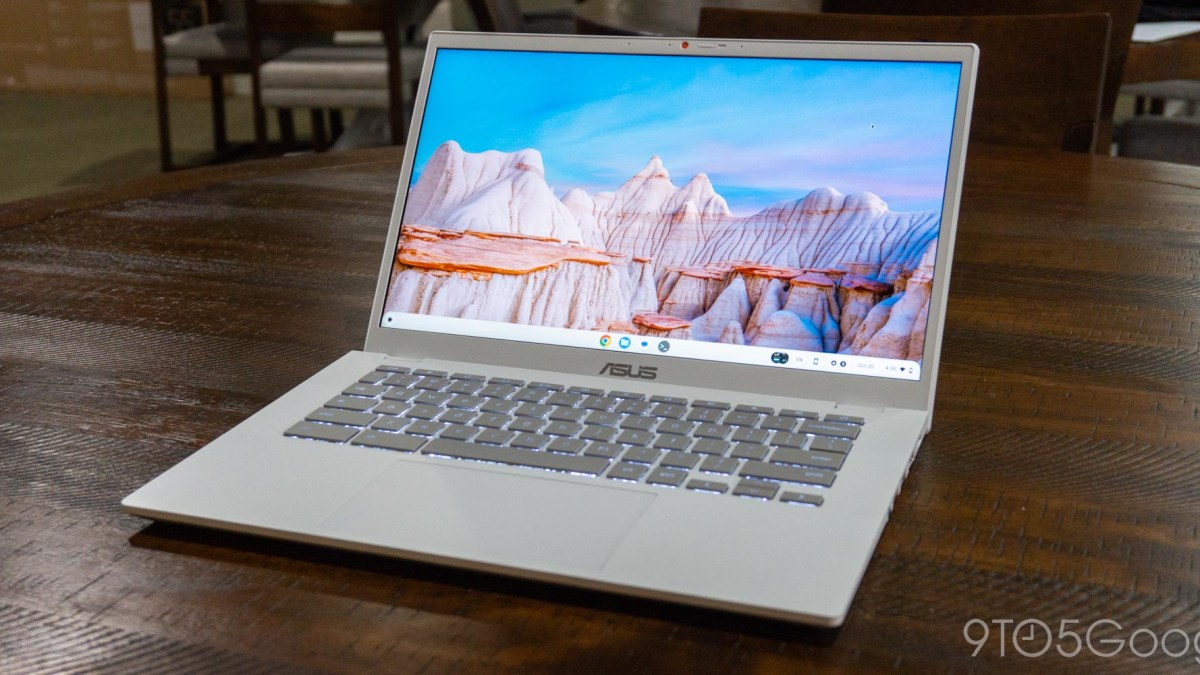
[658,341,670,353]
[771,352,789,364]
[618,336,632,349]
[599,334,611,347]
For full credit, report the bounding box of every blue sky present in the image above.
[410,48,962,215]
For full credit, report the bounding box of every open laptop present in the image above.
[123,31,977,627]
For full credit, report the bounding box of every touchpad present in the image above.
[318,459,656,572]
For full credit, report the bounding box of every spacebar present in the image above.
[420,438,611,476]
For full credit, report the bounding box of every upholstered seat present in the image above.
[258,45,425,110]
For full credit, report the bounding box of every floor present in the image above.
[0,89,261,205]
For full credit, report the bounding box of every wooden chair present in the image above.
[245,0,435,153]
[150,0,284,171]
[698,9,1110,153]
[819,0,1142,150]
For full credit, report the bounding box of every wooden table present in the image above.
[4,145,1200,672]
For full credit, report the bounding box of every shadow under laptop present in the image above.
[129,520,841,646]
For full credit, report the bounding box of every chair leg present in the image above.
[154,71,174,172]
[278,108,297,151]
[329,109,345,141]
[311,109,328,152]
[209,73,229,153]
[251,72,270,157]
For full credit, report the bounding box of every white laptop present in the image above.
[124,31,977,627]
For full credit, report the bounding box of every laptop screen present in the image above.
[381,46,963,382]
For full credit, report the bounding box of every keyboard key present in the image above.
[615,429,655,446]
[583,442,624,459]
[382,387,420,402]
[646,467,688,487]
[581,395,615,411]
[699,455,739,475]
[686,407,725,423]
[650,403,687,419]
[439,424,479,441]
[413,377,452,391]
[780,409,819,419]
[824,414,865,425]
[691,438,730,456]
[740,461,836,487]
[437,409,476,425]
[473,412,510,429]
[731,427,769,444]
[607,461,649,482]
[383,373,421,387]
[568,386,605,396]
[405,420,447,437]
[622,447,661,464]
[653,434,691,452]
[723,411,761,427]
[729,443,770,461]
[760,415,796,432]
[693,423,732,439]
[449,372,486,381]
[325,395,375,412]
[512,387,550,403]
[446,395,486,410]
[413,391,452,406]
[358,370,390,384]
[350,429,425,452]
[343,383,387,397]
[769,431,808,449]
[651,395,688,405]
[475,429,515,446]
[404,404,442,420]
[799,420,861,440]
[660,450,700,470]
[508,417,547,433]
[420,439,610,475]
[480,399,519,415]
[479,383,519,399]
[608,390,645,400]
[692,400,731,410]
[580,426,618,442]
[373,400,409,416]
[809,436,854,454]
[780,492,825,507]
[285,421,357,443]
[584,410,622,427]
[511,433,551,450]
[619,415,657,431]
[686,479,730,494]
[655,419,695,435]
[548,406,587,423]
[306,408,375,427]
[514,403,553,419]
[733,479,779,500]
[375,364,411,374]
[770,448,845,471]
[488,377,525,387]
[413,369,448,377]
[615,399,653,416]
[371,416,410,432]
[545,391,585,407]
[446,379,485,395]
[544,421,583,437]
[546,437,587,455]
[529,381,564,391]
[735,404,774,415]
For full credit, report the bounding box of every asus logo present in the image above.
[599,362,658,380]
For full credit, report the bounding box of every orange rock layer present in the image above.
[633,312,692,331]
[397,225,618,275]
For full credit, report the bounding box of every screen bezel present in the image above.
[364,31,977,413]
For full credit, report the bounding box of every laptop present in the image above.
[123,31,977,627]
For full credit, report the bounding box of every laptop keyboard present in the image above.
[283,365,864,506]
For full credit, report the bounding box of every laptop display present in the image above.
[381,47,962,382]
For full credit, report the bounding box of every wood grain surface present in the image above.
[3,145,1200,673]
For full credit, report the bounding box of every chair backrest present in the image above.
[463,0,527,32]
[820,0,1141,150]
[698,9,1110,153]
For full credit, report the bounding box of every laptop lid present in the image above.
[365,32,976,415]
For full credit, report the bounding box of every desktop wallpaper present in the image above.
[383,49,961,362]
